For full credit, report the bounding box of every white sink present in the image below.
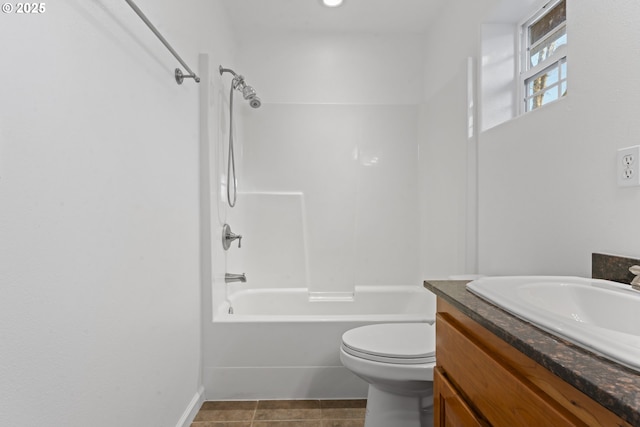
[467,276,640,371]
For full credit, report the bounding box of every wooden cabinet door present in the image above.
[435,298,632,427]
[434,367,487,427]
[437,313,585,426]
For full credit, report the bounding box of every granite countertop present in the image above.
[424,280,640,426]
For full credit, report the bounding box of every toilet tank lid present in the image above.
[341,323,435,360]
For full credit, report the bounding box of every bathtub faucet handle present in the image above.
[222,224,243,250]
[229,232,242,248]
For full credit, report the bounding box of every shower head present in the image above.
[248,96,261,109]
[240,84,261,108]
[242,85,261,108]
[220,65,261,108]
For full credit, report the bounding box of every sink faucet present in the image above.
[225,273,246,284]
[630,265,640,291]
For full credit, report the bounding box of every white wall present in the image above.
[0,1,236,426]
[419,0,497,279]
[423,0,640,277]
[236,33,426,105]
[418,62,470,278]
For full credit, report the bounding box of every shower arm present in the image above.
[219,66,238,77]
[220,66,246,91]
[219,67,260,103]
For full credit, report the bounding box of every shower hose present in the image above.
[227,83,237,208]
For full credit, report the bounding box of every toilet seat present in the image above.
[341,323,435,365]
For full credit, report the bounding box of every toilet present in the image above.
[340,323,436,427]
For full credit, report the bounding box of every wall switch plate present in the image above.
[617,146,640,187]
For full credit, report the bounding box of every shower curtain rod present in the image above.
[124,0,200,85]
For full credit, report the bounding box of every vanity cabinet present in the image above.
[434,298,631,427]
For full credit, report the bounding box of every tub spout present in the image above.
[225,273,246,283]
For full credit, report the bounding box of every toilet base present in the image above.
[364,384,434,427]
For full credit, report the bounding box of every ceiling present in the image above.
[221,0,448,37]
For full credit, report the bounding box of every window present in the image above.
[520,0,567,112]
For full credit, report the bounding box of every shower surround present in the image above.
[237,103,423,295]
[200,100,432,399]
[201,33,441,400]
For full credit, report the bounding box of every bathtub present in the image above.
[203,285,436,400]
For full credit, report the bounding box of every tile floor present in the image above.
[191,399,366,427]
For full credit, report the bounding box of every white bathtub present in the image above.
[203,285,436,400]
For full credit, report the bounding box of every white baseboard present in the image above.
[204,366,368,400]
[176,386,205,427]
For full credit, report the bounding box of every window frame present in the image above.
[518,0,567,114]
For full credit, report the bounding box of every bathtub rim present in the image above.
[213,285,436,323]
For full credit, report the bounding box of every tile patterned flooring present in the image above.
[191,399,366,427]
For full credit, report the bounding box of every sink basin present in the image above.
[467,276,640,371]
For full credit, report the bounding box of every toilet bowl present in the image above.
[340,323,436,427]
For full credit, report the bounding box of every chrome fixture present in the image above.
[124,0,200,85]
[219,66,262,109]
[630,265,640,290]
[225,273,247,284]
[219,66,261,207]
[222,223,242,250]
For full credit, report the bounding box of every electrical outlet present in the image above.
[623,154,635,167]
[618,145,640,187]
